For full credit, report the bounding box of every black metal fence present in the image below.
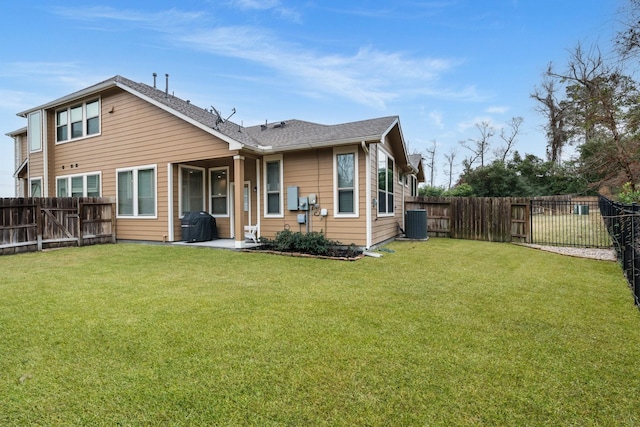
[599,196,640,307]
[530,197,612,248]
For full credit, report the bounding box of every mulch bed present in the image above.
[243,248,364,261]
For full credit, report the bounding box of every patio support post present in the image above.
[233,155,246,248]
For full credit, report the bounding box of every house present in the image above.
[8,75,424,249]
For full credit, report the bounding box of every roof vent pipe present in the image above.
[153,72,157,88]
[165,74,169,97]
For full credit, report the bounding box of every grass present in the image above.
[531,212,612,247]
[1,239,639,426]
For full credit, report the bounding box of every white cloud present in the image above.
[53,5,471,109]
[485,105,509,114]
[429,111,445,130]
[226,0,301,22]
[457,116,495,133]
[0,62,109,96]
[180,27,463,108]
[52,6,204,32]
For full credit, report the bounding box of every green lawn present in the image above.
[1,239,639,426]
[531,212,612,248]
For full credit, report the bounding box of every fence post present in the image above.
[77,199,84,247]
[525,201,531,243]
[633,203,640,306]
[111,202,117,244]
[36,198,42,252]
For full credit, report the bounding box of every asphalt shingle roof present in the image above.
[18,75,403,154]
[113,76,399,150]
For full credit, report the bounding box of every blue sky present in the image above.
[0,1,622,196]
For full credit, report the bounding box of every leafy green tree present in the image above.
[445,183,474,197]
[460,161,530,197]
[418,185,445,197]
[618,182,640,203]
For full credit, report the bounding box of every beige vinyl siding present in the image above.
[48,88,235,241]
[52,89,232,168]
[28,151,44,184]
[259,146,367,246]
[20,135,28,167]
[370,143,402,246]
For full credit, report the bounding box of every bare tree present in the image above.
[531,71,570,164]
[443,147,458,190]
[460,121,494,168]
[494,117,524,163]
[424,140,437,186]
[548,43,640,190]
[617,0,640,58]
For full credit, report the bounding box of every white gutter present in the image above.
[256,160,261,240]
[363,140,372,249]
[16,81,118,117]
[42,110,48,197]
[243,135,383,155]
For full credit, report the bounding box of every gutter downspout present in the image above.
[256,159,261,240]
[362,140,372,249]
[42,110,48,196]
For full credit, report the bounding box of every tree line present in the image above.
[419,0,640,202]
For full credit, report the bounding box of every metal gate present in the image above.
[530,197,612,248]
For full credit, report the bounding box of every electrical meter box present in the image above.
[297,214,306,224]
[287,186,299,211]
[308,194,317,205]
[298,197,309,211]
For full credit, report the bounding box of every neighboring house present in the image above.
[7,75,424,249]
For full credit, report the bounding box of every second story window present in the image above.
[28,111,42,152]
[56,99,100,143]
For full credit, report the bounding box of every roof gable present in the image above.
[15,75,411,166]
[409,154,426,182]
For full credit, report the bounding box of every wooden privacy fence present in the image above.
[0,197,116,255]
[405,196,530,243]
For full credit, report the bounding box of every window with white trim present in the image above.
[56,173,101,197]
[264,155,283,216]
[410,175,418,197]
[334,147,358,217]
[378,148,394,215]
[117,165,156,217]
[209,167,228,216]
[28,111,42,152]
[56,99,100,143]
[30,178,42,197]
[179,166,205,216]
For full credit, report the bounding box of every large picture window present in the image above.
[179,166,205,216]
[378,148,394,215]
[210,167,228,216]
[56,173,101,197]
[264,155,283,216]
[117,165,156,217]
[56,99,100,143]
[334,148,358,217]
